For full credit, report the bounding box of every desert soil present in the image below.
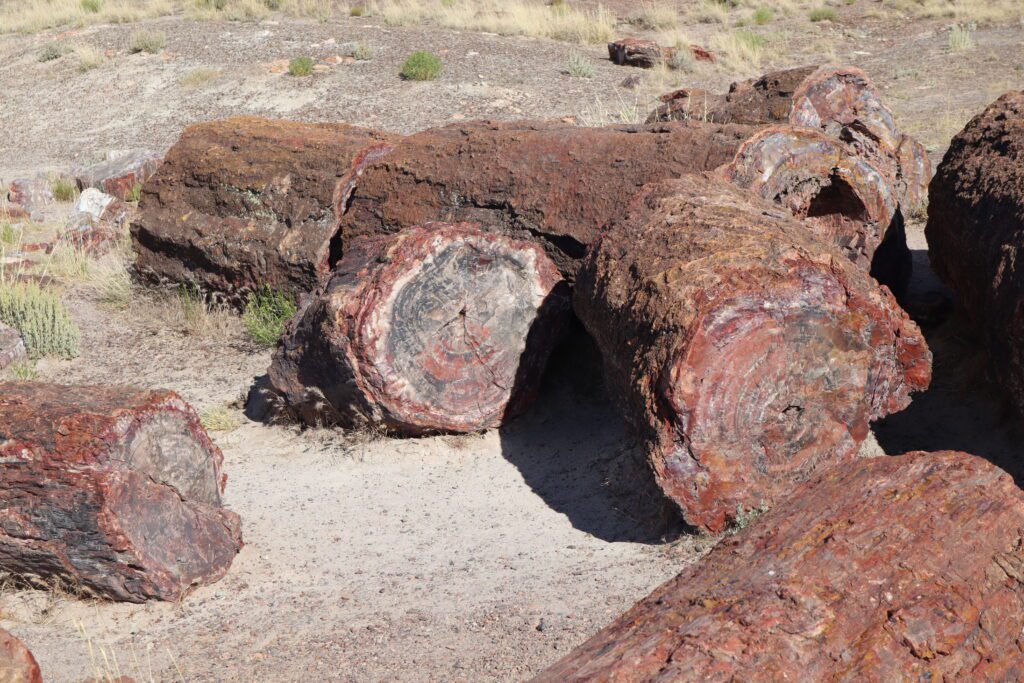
[1,4,1023,682]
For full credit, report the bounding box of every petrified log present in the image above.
[268,223,570,434]
[75,149,163,201]
[130,116,397,302]
[606,38,715,69]
[574,174,930,531]
[0,383,243,602]
[535,451,1024,681]
[0,628,42,683]
[927,91,1024,412]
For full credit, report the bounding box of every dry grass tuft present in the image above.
[709,28,767,71]
[200,404,244,432]
[884,0,1022,21]
[628,2,678,30]
[948,23,974,52]
[0,0,176,34]
[74,44,107,72]
[179,67,222,88]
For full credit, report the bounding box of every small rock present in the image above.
[7,177,52,219]
[0,323,27,371]
[75,187,115,221]
[75,149,163,201]
[323,55,344,65]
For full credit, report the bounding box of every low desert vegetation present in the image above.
[74,44,106,72]
[0,282,81,360]
[50,176,79,203]
[628,2,678,31]
[567,52,595,79]
[81,0,103,12]
[400,50,442,81]
[288,56,315,76]
[884,0,1022,21]
[809,7,838,22]
[709,28,766,71]
[752,7,773,24]
[350,4,366,15]
[200,404,243,432]
[343,41,373,60]
[242,286,297,346]
[179,67,222,88]
[38,43,67,62]
[130,29,167,54]
[948,24,974,52]
[6,361,39,381]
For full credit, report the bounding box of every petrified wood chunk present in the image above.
[130,116,397,302]
[0,383,243,602]
[75,149,163,201]
[0,628,42,683]
[608,37,669,68]
[268,223,570,434]
[927,91,1024,413]
[574,174,930,531]
[534,451,1024,682]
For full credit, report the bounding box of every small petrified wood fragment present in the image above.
[534,451,1024,682]
[269,223,570,434]
[927,91,1024,413]
[130,116,397,302]
[574,174,930,531]
[0,628,42,683]
[337,120,756,280]
[0,383,243,602]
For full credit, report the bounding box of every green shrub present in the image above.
[129,30,166,54]
[264,0,282,8]
[1,223,18,246]
[39,43,65,62]
[125,183,143,202]
[81,0,103,12]
[243,286,297,346]
[949,24,973,52]
[400,50,442,81]
[809,7,838,22]
[752,7,773,24]
[350,5,365,16]
[0,282,81,359]
[50,176,79,202]
[567,52,594,78]
[7,361,39,381]
[351,42,373,60]
[289,56,315,76]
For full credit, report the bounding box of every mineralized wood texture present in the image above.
[0,383,243,602]
[574,174,931,531]
[337,119,755,279]
[534,451,1024,682]
[0,628,42,683]
[130,116,397,302]
[269,223,570,434]
[926,91,1024,412]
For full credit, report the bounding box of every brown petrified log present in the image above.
[574,174,930,532]
[607,38,715,69]
[268,223,570,434]
[130,116,397,303]
[0,628,42,683]
[534,451,1024,682]
[337,120,756,280]
[927,91,1024,412]
[0,383,243,602]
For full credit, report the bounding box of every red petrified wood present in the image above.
[0,628,42,683]
[534,451,1024,682]
[573,174,930,531]
[131,116,398,302]
[0,383,243,602]
[269,223,570,434]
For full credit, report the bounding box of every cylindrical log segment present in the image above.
[534,451,1024,682]
[0,628,42,683]
[574,174,930,531]
[268,223,571,434]
[130,116,397,303]
[0,383,243,602]
[926,90,1024,412]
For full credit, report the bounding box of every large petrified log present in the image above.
[534,451,1024,682]
[268,223,570,434]
[574,174,930,531]
[0,628,42,683]
[130,116,397,302]
[927,91,1024,412]
[0,383,243,602]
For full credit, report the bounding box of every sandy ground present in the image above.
[1,4,1023,682]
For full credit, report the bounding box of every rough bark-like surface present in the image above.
[131,116,397,302]
[0,628,42,683]
[338,120,756,280]
[0,324,26,370]
[574,174,931,531]
[0,383,243,602]
[75,150,163,201]
[535,451,1024,682]
[607,38,716,69]
[926,91,1024,413]
[269,223,570,434]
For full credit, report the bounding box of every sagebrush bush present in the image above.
[752,7,773,24]
[809,7,838,22]
[81,0,103,13]
[50,176,79,202]
[0,282,81,359]
[949,24,973,52]
[38,42,64,62]
[129,29,166,54]
[567,52,594,78]
[243,286,297,346]
[400,50,442,80]
[289,56,314,76]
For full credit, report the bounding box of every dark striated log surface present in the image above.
[574,174,931,531]
[534,451,1024,682]
[130,116,397,302]
[268,223,570,435]
[0,383,243,602]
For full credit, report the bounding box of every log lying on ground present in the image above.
[0,628,42,683]
[534,451,1024,682]
[574,174,931,531]
[927,91,1024,412]
[268,223,571,434]
[0,383,243,602]
[130,116,397,303]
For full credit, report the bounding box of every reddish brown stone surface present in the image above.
[6,178,51,221]
[573,174,930,531]
[269,223,570,434]
[130,116,397,302]
[926,91,1024,413]
[0,628,42,683]
[75,150,163,201]
[534,451,1024,682]
[607,38,716,69]
[0,383,243,602]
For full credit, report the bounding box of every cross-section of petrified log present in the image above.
[574,174,930,532]
[337,120,756,280]
[534,451,1024,682]
[130,116,397,302]
[0,628,42,683]
[0,383,243,602]
[268,223,570,434]
[927,91,1024,413]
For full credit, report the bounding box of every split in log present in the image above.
[0,628,42,683]
[0,383,243,602]
[268,223,571,434]
[533,451,1024,682]
[130,116,398,303]
[926,90,1024,413]
[573,174,931,531]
